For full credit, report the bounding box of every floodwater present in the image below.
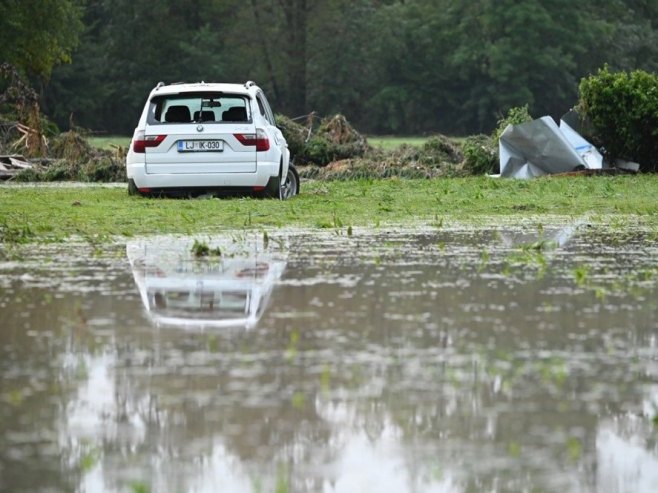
[1,222,657,493]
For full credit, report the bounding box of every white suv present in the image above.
[125,81,299,198]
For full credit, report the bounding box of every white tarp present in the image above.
[499,116,603,178]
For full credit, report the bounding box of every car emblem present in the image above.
[196,124,204,132]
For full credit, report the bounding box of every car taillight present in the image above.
[234,128,270,151]
[133,131,166,153]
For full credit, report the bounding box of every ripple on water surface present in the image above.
[0,223,657,492]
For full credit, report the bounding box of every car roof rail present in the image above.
[244,80,256,89]
[155,81,165,90]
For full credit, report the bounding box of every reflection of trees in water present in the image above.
[268,241,658,490]
[4,229,658,492]
[100,326,335,491]
[61,300,657,492]
[0,278,119,492]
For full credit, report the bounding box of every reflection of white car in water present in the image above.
[127,236,286,329]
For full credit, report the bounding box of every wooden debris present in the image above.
[0,154,32,180]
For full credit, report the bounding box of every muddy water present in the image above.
[1,224,657,493]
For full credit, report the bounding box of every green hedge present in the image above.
[579,67,658,172]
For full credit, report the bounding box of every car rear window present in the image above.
[147,92,251,124]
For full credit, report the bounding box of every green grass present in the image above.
[1,175,657,244]
[368,135,466,150]
[88,136,131,150]
[368,136,429,150]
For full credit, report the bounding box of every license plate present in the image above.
[177,140,223,152]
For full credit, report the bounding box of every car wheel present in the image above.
[281,164,300,199]
[128,179,138,196]
[263,174,282,199]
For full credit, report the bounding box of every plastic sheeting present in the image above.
[499,116,603,178]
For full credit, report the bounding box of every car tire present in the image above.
[128,179,138,196]
[263,174,282,200]
[263,162,300,200]
[128,179,150,197]
[282,164,300,199]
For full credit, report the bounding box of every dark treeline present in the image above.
[13,0,658,135]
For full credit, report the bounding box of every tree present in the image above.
[0,0,83,79]
[280,0,309,116]
[441,0,608,132]
[46,0,242,132]
[595,0,658,74]
[42,0,658,135]
[364,0,457,134]
[245,0,310,117]
[305,0,382,129]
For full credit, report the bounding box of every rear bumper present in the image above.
[127,161,279,190]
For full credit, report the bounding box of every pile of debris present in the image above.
[0,154,31,180]
[0,129,127,182]
[278,113,463,180]
[277,113,370,167]
[0,64,49,160]
[1,63,126,183]
[299,135,463,180]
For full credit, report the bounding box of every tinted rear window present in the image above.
[147,92,251,124]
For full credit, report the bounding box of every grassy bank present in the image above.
[1,176,657,244]
[368,136,467,150]
[368,136,429,150]
[88,136,131,150]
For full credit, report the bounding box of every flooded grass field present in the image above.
[1,221,657,492]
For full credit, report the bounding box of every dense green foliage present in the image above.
[461,105,533,175]
[579,67,658,172]
[39,0,657,136]
[274,115,308,161]
[1,176,657,244]
[0,1,83,79]
[462,135,498,175]
[492,105,534,141]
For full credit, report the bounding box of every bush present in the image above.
[49,130,94,163]
[420,135,463,166]
[12,167,41,182]
[579,67,658,172]
[303,136,332,165]
[42,161,78,181]
[462,134,498,175]
[82,156,126,182]
[459,106,531,175]
[493,104,533,142]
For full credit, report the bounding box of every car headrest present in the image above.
[165,105,191,123]
[222,107,247,122]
